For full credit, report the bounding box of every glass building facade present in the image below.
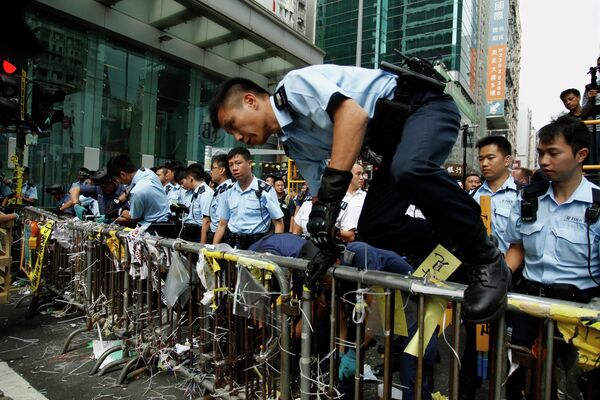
[317,0,485,171]
[6,13,235,206]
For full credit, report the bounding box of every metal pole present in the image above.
[356,0,363,67]
[328,276,337,398]
[354,283,365,399]
[492,314,506,400]
[462,125,468,185]
[543,320,555,400]
[383,289,395,400]
[449,302,461,400]
[415,294,425,400]
[300,287,313,400]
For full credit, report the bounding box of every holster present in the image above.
[364,98,411,156]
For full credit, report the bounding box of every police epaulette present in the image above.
[257,180,272,192]
[197,185,205,195]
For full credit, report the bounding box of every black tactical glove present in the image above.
[105,198,123,218]
[304,249,339,292]
[170,203,189,215]
[307,167,352,251]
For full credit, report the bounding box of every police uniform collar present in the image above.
[194,182,206,194]
[270,95,293,130]
[548,176,597,205]
[480,175,516,194]
[233,176,260,194]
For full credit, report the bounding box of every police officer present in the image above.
[164,161,184,205]
[106,154,172,236]
[273,176,291,231]
[203,154,233,244]
[336,164,367,242]
[179,163,213,242]
[504,116,600,400]
[80,167,128,217]
[460,135,520,400]
[213,147,284,249]
[209,64,509,322]
[2,167,37,206]
[45,184,75,216]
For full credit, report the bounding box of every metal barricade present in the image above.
[18,207,600,400]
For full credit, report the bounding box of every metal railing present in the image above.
[17,207,600,400]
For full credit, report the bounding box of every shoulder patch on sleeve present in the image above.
[257,180,272,192]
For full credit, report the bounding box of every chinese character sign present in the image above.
[486,0,509,113]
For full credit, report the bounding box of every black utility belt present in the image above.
[521,279,600,303]
[228,232,267,249]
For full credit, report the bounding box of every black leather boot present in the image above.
[461,220,510,323]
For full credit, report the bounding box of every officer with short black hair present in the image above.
[203,153,233,244]
[45,184,74,216]
[504,116,600,399]
[212,147,284,249]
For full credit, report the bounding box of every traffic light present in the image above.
[0,58,22,126]
[31,84,65,130]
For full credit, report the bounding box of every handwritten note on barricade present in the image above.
[373,288,408,337]
[406,244,461,357]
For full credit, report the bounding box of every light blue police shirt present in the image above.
[504,177,600,290]
[129,168,170,227]
[217,177,284,234]
[472,175,519,253]
[272,65,397,193]
[22,182,38,201]
[165,182,180,204]
[178,188,193,206]
[208,179,232,232]
[182,182,213,226]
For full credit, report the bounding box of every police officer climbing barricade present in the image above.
[212,147,284,250]
[106,154,175,238]
[208,56,510,322]
[203,153,233,244]
[504,116,600,400]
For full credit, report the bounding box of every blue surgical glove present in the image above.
[338,348,356,381]
[74,204,86,220]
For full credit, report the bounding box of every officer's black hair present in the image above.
[538,115,590,157]
[559,88,580,101]
[211,153,232,179]
[210,153,231,179]
[476,135,512,157]
[209,77,269,131]
[174,168,187,184]
[107,154,137,177]
[227,147,252,162]
[165,160,185,172]
[185,163,205,182]
[273,176,285,185]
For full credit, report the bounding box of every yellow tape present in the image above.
[28,220,54,292]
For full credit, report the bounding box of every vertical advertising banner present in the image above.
[486,0,509,116]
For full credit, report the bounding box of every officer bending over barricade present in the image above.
[209,61,509,322]
[106,154,174,237]
[504,116,600,400]
[212,147,284,250]
[45,184,75,216]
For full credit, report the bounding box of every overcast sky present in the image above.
[519,1,600,130]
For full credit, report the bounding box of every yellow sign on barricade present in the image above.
[405,244,461,356]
